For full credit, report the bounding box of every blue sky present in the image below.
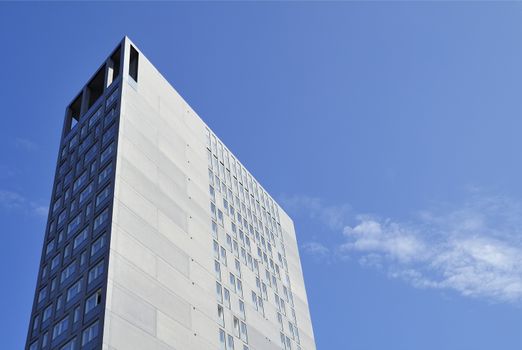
[2,2,522,349]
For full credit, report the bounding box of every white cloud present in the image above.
[342,218,428,263]
[14,137,38,151]
[0,190,26,208]
[280,194,351,230]
[32,204,49,218]
[289,193,522,304]
[0,190,48,217]
[302,242,330,256]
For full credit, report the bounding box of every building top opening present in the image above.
[107,46,121,87]
[70,93,82,122]
[66,92,83,133]
[129,45,139,82]
[87,67,105,110]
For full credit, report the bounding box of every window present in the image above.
[223,198,229,213]
[226,334,234,350]
[213,240,220,259]
[233,316,240,337]
[224,288,231,309]
[51,254,60,270]
[93,208,109,230]
[69,134,79,149]
[226,234,232,251]
[98,163,112,184]
[220,247,227,266]
[90,161,97,175]
[102,124,116,145]
[233,241,239,258]
[85,289,102,314]
[239,300,245,320]
[95,186,111,207]
[42,332,49,347]
[73,228,89,250]
[240,322,248,342]
[64,171,73,185]
[43,304,53,322]
[79,251,87,266]
[258,298,264,316]
[89,107,103,129]
[212,221,218,238]
[73,172,88,192]
[217,305,225,327]
[38,287,47,303]
[86,202,93,217]
[211,203,217,219]
[46,239,55,256]
[66,279,82,302]
[32,314,39,334]
[64,243,72,259]
[52,197,62,213]
[67,214,81,236]
[57,210,67,226]
[236,279,243,298]
[74,306,81,323]
[105,106,117,124]
[51,277,58,292]
[88,260,104,284]
[288,322,295,339]
[235,259,241,277]
[91,234,107,256]
[52,316,69,340]
[251,291,258,310]
[81,321,99,346]
[61,338,76,350]
[241,248,247,264]
[84,144,99,163]
[29,342,37,350]
[229,273,236,292]
[79,183,93,203]
[100,142,114,164]
[219,329,226,350]
[214,260,221,281]
[216,282,223,303]
[56,295,63,311]
[218,209,224,226]
[209,185,215,202]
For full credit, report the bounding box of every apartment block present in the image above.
[25,37,316,350]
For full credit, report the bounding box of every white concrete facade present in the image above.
[103,37,316,350]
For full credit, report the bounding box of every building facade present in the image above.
[25,37,316,350]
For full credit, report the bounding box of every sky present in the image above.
[2,2,522,349]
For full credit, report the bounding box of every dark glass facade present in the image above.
[25,45,123,350]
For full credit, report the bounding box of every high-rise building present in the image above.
[25,37,316,350]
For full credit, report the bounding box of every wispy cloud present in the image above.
[280,194,351,230]
[286,192,522,304]
[0,190,48,218]
[302,242,330,256]
[14,137,38,151]
[0,190,26,208]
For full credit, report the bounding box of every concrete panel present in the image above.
[110,283,157,336]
